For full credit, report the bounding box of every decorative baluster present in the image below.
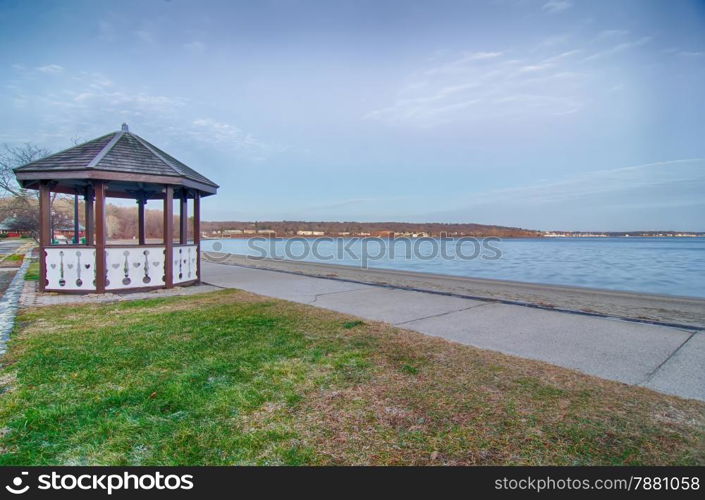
[122,250,132,285]
[76,251,83,287]
[143,249,151,284]
[178,248,183,279]
[59,251,66,287]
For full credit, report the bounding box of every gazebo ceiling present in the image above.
[13,124,218,199]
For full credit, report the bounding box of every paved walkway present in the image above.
[203,261,704,401]
[20,281,221,308]
[0,239,27,258]
[0,242,33,356]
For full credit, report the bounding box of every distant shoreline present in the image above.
[202,234,705,240]
[199,219,704,239]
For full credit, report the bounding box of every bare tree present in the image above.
[2,193,40,237]
[0,143,51,197]
[0,143,58,238]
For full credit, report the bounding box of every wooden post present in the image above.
[84,187,94,246]
[179,191,188,245]
[137,196,146,245]
[38,182,51,292]
[193,191,201,283]
[94,181,107,293]
[163,185,174,288]
[73,192,80,244]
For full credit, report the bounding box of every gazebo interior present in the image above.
[13,124,218,293]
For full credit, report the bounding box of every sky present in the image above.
[0,0,704,231]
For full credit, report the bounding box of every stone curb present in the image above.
[0,251,32,356]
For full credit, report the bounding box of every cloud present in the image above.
[57,72,183,115]
[426,159,705,230]
[466,51,503,60]
[191,118,260,148]
[3,68,278,161]
[595,29,630,41]
[306,197,401,211]
[662,48,704,57]
[518,63,553,72]
[72,90,181,113]
[447,159,705,206]
[184,40,206,53]
[186,118,287,160]
[98,20,116,42]
[366,29,653,127]
[583,36,651,62]
[533,34,571,50]
[423,51,503,76]
[36,64,64,74]
[365,44,587,126]
[542,1,572,13]
[135,29,154,44]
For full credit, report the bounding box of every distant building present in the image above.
[397,232,428,238]
[0,217,32,237]
[52,222,85,241]
[296,230,324,236]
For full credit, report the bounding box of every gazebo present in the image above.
[13,124,218,293]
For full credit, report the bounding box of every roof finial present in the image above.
[121,123,129,132]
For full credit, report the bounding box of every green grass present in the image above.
[342,320,365,329]
[0,289,703,465]
[0,253,24,268]
[23,261,39,281]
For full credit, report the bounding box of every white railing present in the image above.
[44,244,197,291]
[45,247,97,291]
[105,246,166,291]
[173,244,198,284]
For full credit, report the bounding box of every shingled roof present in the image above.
[14,124,218,196]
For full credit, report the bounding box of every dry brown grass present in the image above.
[241,298,705,465]
[2,289,704,465]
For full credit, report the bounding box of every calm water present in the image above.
[201,237,705,298]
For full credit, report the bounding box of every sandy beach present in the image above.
[204,253,705,329]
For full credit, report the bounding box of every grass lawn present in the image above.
[0,289,703,465]
[23,260,39,281]
[0,254,24,268]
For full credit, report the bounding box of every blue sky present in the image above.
[1,0,704,231]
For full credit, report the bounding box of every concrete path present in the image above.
[0,239,27,258]
[0,240,33,298]
[202,261,704,401]
[0,242,32,356]
[210,253,705,329]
